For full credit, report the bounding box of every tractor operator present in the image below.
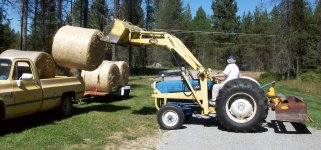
[208,55,240,106]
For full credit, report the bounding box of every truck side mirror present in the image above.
[21,73,33,81]
[17,73,33,87]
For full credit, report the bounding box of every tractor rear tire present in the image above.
[216,78,268,132]
[157,104,185,130]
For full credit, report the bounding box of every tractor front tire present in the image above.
[216,78,268,132]
[157,104,185,130]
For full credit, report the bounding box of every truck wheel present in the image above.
[216,78,268,132]
[59,94,73,117]
[157,104,185,130]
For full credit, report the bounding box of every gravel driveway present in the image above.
[156,110,321,150]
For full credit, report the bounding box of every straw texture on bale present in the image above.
[114,61,129,86]
[81,61,121,93]
[52,25,105,71]
[0,49,56,79]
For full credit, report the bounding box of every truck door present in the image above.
[12,61,42,116]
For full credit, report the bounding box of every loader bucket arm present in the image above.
[104,19,206,74]
[103,19,210,114]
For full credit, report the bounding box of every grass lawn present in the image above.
[0,76,160,149]
[277,81,321,129]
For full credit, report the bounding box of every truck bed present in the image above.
[40,76,84,111]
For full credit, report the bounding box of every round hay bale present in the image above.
[81,61,121,93]
[52,25,105,71]
[114,61,129,85]
[0,49,56,79]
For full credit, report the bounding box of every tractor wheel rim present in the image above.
[162,111,179,127]
[226,92,257,123]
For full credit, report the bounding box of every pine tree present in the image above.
[181,4,193,52]
[120,0,144,26]
[211,0,238,32]
[153,0,184,67]
[315,0,321,59]
[191,7,211,66]
[289,0,308,74]
[238,12,255,70]
[0,10,17,52]
[155,0,183,30]
[211,0,239,69]
[89,0,109,31]
[253,7,272,70]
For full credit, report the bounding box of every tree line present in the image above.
[0,0,320,78]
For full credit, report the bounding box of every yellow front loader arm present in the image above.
[103,19,212,114]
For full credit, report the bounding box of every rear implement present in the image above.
[274,96,308,122]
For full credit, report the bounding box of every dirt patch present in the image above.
[105,129,162,150]
[240,71,264,80]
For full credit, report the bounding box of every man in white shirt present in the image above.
[208,55,239,106]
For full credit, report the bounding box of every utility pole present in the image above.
[112,0,119,61]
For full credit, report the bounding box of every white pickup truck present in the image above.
[0,57,84,120]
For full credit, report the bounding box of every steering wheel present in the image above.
[213,76,223,84]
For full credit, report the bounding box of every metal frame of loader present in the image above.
[103,19,308,132]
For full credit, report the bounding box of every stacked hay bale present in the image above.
[113,61,129,86]
[52,25,105,71]
[81,61,121,94]
[0,49,56,79]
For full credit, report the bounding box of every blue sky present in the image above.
[183,0,275,17]
[8,0,277,32]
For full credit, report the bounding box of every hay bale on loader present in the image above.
[81,61,121,95]
[52,25,105,71]
[0,49,56,79]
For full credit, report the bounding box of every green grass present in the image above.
[277,81,321,129]
[0,76,159,149]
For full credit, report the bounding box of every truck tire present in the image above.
[157,104,185,130]
[0,101,4,120]
[216,78,268,132]
[59,94,73,117]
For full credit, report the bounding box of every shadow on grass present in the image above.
[132,107,157,115]
[89,95,135,103]
[73,103,130,115]
[0,109,63,136]
[267,120,311,134]
[0,103,130,136]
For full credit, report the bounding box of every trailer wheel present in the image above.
[157,104,185,130]
[216,78,268,132]
[59,94,73,117]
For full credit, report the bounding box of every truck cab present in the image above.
[0,57,84,120]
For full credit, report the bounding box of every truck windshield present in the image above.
[0,59,12,80]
